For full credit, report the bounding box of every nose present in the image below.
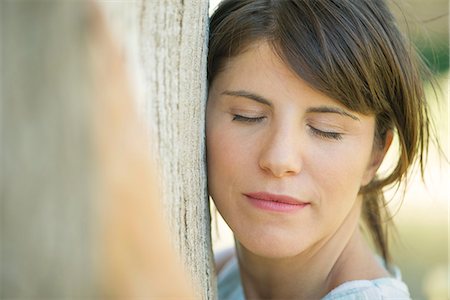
[258,129,303,178]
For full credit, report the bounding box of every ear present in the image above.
[361,130,393,186]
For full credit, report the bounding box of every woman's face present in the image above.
[206,42,383,258]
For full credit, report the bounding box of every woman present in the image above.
[206,0,432,299]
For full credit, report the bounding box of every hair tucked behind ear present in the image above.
[208,0,434,267]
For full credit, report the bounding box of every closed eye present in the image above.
[232,114,266,123]
[308,125,343,140]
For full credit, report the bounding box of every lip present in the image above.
[244,192,309,213]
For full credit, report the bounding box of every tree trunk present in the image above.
[1,2,96,297]
[98,0,214,298]
[1,0,214,298]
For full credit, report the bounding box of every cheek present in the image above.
[206,117,259,177]
[206,123,242,197]
[207,126,234,172]
[206,126,254,223]
[308,139,373,200]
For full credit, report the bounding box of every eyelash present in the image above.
[232,115,343,141]
[232,114,266,123]
[309,126,343,141]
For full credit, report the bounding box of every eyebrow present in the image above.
[222,89,359,121]
[306,106,360,121]
[222,90,273,107]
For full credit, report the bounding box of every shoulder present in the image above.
[215,248,245,300]
[322,278,411,300]
[214,247,235,274]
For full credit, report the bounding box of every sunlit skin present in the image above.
[206,42,392,299]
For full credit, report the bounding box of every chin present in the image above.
[236,233,308,259]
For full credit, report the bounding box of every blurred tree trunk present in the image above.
[98,0,214,298]
[1,0,213,299]
[1,2,97,297]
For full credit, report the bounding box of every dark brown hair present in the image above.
[208,0,432,266]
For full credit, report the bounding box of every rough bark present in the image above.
[98,0,214,298]
[1,0,213,298]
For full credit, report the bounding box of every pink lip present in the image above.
[244,192,309,213]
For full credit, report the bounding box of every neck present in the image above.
[236,200,389,299]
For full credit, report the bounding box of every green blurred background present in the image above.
[209,0,449,299]
[389,1,448,299]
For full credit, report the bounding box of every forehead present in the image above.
[210,42,342,108]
